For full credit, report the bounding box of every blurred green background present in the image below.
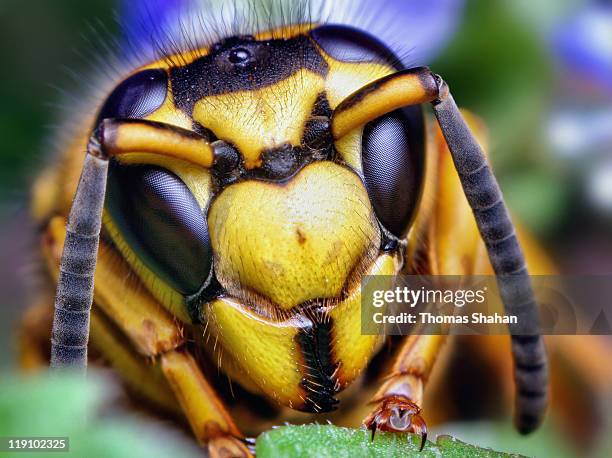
[0,0,118,369]
[0,1,611,456]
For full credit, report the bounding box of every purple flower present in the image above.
[553,3,612,95]
[119,0,464,65]
[120,0,189,48]
[353,0,465,65]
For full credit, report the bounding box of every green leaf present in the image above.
[256,424,527,458]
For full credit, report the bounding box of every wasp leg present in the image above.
[45,216,183,356]
[89,309,180,413]
[92,307,250,456]
[17,284,178,414]
[91,310,251,457]
[159,351,249,454]
[363,112,494,448]
[43,217,251,457]
[364,335,444,451]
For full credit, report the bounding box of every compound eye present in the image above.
[106,164,213,296]
[96,69,167,123]
[362,107,425,238]
[310,24,400,68]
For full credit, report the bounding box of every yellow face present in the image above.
[100,25,426,412]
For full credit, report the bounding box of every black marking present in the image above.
[96,69,167,124]
[244,146,332,183]
[303,93,334,157]
[211,140,243,187]
[257,144,302,180]
[302,116,332,152]
[311,92,333,118]
[171,35,328,116]
[185,275,223,324]
[295,314,339,413]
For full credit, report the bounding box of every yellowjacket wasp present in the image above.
[22,2,551,455]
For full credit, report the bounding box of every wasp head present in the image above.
[100,26,425,410]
